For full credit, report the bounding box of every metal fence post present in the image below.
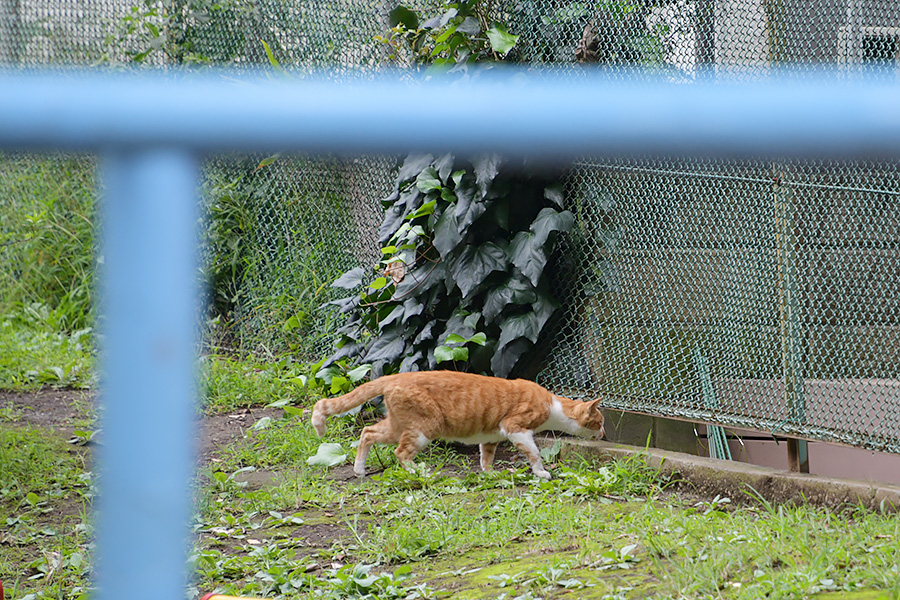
[774,168,809,473]
[96,147,200,600]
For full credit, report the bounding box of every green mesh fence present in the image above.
[2,0,900,453]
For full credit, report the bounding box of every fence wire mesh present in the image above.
[2,0,900,452]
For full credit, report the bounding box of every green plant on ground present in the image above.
[0,155,96,332]
[325,2,575,379]
[200,353,314,413]
[0,425,93,599]
[328,153,572,378]
[6,353,900,600]
[0,304,95,390]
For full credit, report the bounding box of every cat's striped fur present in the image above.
[311,371,605,479]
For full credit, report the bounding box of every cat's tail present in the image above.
[311,378,390,437]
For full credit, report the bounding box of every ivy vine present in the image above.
[326,153,572,378]
[379,1,520,72]
[321,1,573,378]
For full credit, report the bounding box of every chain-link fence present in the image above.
[2,0,900,452]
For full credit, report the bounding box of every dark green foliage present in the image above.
[201,168,255,322]
[201,159,361,358]
[378,0,521,72]
[327,153,573,378]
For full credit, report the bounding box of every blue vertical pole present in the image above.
[96,148,199,600]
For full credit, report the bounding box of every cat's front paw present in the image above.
[353,466,367,478]
[533,468,552,480]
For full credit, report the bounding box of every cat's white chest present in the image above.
[535,397,585,435]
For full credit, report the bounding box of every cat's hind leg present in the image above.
[479,443,499,472]
[501,423,551,480]
[355,419,399,477]
[395,430,430,471]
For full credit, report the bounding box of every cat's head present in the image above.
[573,399,605,440]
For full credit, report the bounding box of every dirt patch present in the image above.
[0,389,286,465]
[0,388,94,439]
[198,407,283,464]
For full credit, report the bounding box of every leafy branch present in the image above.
[377,0,519,73]
[325,153,572,378]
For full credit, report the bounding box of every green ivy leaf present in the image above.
[483,274,537,321]
[363,326,408,363]
[442,309,478,342]
[498,311,540,348]
[398,154,434,183]
[332,267,367,289]
[346,364,372,383]
[433,207,462,259]
[491,337,531,378]
[434,345,454,363]
[389,5,419,30]
[416,167,443,193]
[444,333,467,345]
[457,16,481,35]
[454,177,485,232]
[306,443,347,468]
[544,181,565,208]
[530,207,575,247]
[379,304,406,329]
[330,376,350,394]
[395,261,447,298]
[469,332,488,345]
[532,290,559,332]
[369,277,390,290]
[400,351,425,372]
[414,321,437,344]
[440,7,459,26]
[509,230,546,287]
[435,344,469,364]
[434,153,455,183]
[450,242,507,297]
[379,191,419,242]
[473,154,501,199]
[407,199,437,220]
[486,25,519,55]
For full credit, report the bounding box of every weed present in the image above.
[0,154,97,332]
[0,426,87,508]
[201,158,365,359]
[8,353,900,600]
[0,425,92,598]
[0,305,95,390]
[199,353,312,413]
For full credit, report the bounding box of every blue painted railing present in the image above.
[0,69,898,600]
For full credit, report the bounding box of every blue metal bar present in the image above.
[0,68,897,600]
[97,148,199,600]
[0,70,898,158]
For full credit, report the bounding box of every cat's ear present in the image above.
[585,398,603,412]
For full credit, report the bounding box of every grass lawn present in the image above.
[2,348,900,600]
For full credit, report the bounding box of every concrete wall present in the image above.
[721,426,900,486]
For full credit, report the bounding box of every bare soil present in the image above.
[0,389,283,463]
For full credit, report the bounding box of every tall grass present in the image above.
[0,153,367,390]
[202,157,369,360]
[0,154,97,331]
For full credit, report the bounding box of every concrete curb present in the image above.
[556,438,900,512]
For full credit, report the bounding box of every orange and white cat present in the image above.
[311,371,605,479]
